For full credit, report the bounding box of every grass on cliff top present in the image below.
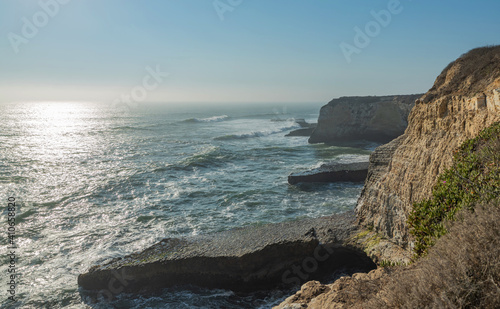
[366,200,500,308]
[408,121,500,257]
[300,200,500,308]
[424,45,500,101]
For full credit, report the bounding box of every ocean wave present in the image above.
[270,117,295,122]
[182,115,230,123]
[176,146,236,169]
[214,125,299,141]
[312,154,371,168]
[240,112,290,119]
[110,125,154,131]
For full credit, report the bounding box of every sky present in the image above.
[1,0,500,104]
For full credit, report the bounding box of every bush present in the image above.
[408,122,500,256]
[366,200,500,308]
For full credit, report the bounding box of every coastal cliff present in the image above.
[275,45,500,309]
[357,46,500,247]
[78,46,500,308]
[308,94,422,144]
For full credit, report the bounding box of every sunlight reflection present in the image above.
[23,102,104,161]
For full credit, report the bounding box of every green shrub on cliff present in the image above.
[409,122,500,256]
[366,200,500,308]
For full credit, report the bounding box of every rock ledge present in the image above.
[288,162,369,185]
[78,212,376,294]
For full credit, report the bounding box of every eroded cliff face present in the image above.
[356,46,500,247]
[275,45,500,309]
[308,95,422,144]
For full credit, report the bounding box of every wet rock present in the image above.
[288,162,369,185]
[286,127,316,137]
[286,119,317,137]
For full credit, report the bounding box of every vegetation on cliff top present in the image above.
[409,121,500,256]
[277,199,500,308]
[369,199,500,308]
[422,45,500,102]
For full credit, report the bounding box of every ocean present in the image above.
[0,101,373,308]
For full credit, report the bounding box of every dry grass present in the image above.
[423,45,500,103]
[365,200,500,308]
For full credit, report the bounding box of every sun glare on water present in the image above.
[22,102,104,161]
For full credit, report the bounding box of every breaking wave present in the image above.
[214,125,299,141]
[183,115,230,123]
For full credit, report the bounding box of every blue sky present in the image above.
[1,0,499,104]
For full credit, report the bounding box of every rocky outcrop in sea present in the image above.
[288,162,369,185]
[286,119,317,137]
[78,212,377,295]
[308,94,422,143]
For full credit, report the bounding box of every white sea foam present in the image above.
[183,115,230,123]
[214,124,299,141]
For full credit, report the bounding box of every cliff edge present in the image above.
[356,46,500,247]
[308,94,422,144]
[275,45,500,309]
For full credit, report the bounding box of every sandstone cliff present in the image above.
[356,46,500,247]
[308,94,422,144]
[275,45,500,309]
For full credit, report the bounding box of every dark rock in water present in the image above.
[286,119,317,137]
[78,213,375,295]
[288,162,369,185]
[294,118,313,128]
[285,127,316,137]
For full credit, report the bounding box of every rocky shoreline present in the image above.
[78,46,500,308]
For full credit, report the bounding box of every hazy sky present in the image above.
[1,0,500,104]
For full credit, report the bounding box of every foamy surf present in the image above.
[183,115,230,123]
[214,124,300,141]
